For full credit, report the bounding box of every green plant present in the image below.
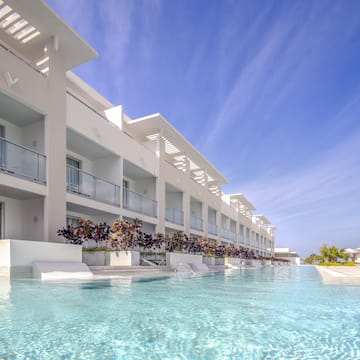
[140,251,166,257]
[317,244,350,264]
[318,262,355,267]
[82,246,111,252]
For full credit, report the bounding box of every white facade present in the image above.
[0,0,275,258]
[274,248,300,265]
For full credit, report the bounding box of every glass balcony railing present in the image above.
[208,223,218,235]
[66,165,120,206]
[166,207,184,225]
[221,228,228,239]
[123,188,157,217]
[238,235,245,244]
[228,231,237,241]
[0,137,46,183]
[221,228,237,241]
[190,215,203,231]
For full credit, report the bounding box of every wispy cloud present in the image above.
[200,1,359,154]
[238,125,360,253]
[46,0,135,102]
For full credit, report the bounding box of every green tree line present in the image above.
[304,244,350,264]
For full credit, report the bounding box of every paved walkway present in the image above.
[316,265,360,284]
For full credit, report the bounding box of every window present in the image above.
[0,203,3,239]
[0,125,5,168]
[66,157,81,192]
[123,179,129,208]
[66,215,81,227]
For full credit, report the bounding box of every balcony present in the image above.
[208,223,218,236]
[221,229,237,241]
[123,188,157,218]
[190,215,203,231]
[66,165,120,206]
[166,207,184,225]
[0,137,46,183]
[228,231,237,241]
[238,234,245,244]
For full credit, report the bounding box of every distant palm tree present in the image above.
[319,243,349,263]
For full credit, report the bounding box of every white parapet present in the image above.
[166,252,203,269]
[224,257,242,267]
[33,262,93,280]
[108,250,140,266]
[0,239,83,277]
[82,250,140,266]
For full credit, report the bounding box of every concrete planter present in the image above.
[82,250,140,266]
[215,257,225,265]
[166,252,203,269]
[224,257,241,267]
[108,250,140,266]
[82,251,107,266]
[252,259,264,267]
[245,259,254,266]
[203,256,215,266]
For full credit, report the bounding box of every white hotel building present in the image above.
[0,0,275,258]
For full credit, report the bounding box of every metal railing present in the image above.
[166,207,184,225]
[0,137,46,183]
[66,165,120,206]
[208,223,218,235]
[190,215,203,231]
[123,188,157,217]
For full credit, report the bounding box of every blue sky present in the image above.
[46,0,360,257]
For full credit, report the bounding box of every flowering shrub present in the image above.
[58,218,165,251]
[58,219,263,259]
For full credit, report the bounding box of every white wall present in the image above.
[221,215,228,229]
[93,155,122,184]
[0,196,44,241]
[67,94,158,177]
[208,208,216,224]
[134,178,156,199]
[0,196,22,239]
[21,198,44,241]
[22,120,45,153]
[166,192,183,210]
[0,118,22,144]
[190,198,202,218]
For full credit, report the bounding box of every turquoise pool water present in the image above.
[0,266,360,359]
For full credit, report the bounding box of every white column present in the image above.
[44,39,67,242]
[156,132,166,234]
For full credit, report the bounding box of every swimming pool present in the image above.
[0,266,359,359]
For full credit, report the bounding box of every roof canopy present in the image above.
[1,0,97,69]
[229,193,256,210]
[128,113,228,185]
[253,215,271,224]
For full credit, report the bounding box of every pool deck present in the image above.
[89,265,246,279]
[316,265,360,284]
[90,266,172,279]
